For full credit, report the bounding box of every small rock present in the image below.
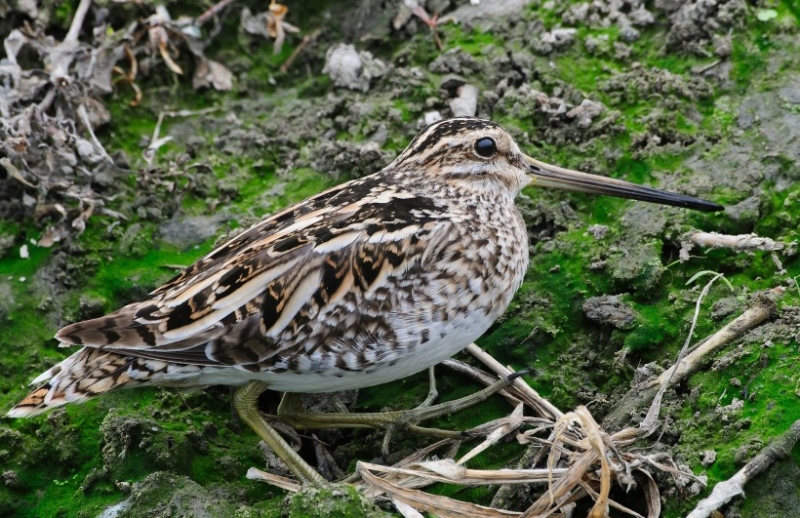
[75,138,102,163]
[729,377,742,387]
[585,34,611,56]
[117,472,236,518]
[734,445,752,465]
[712,34,732,57]
[16,0,38,18]
[564,3,589,23]
[711,296,744,321]
[589,260,607,270]
[724,195,760,225]
[566,99,605,128]
[619,26,641,42]
[608,243,665,292]
[440,74,469,93]
[192,58,233,91]
[629,6,655,26]
[310,140,394,178]
[288,485,392,518]
[532,28,577,55]
[429,48,477,75]
[717,397,744,414]
[2,470,19,488]
[587,224,609,240]
[79,294,107,320]
[323,43,386,92]
[324,44,362,89]
[368,124,388,146]
[613,41,633,61]
[423,111,443,126]
[701,450,717,467]
[688,477,708,497]
[582,295,638,329]
[446,0,533,28]
[449,84,479,117]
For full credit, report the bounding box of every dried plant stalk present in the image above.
[686,420,800,518]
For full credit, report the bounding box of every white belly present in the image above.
[151,308,498,393]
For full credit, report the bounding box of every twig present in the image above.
[195,0,237,27]
[279,29,320,74]
[691,60,722,74]
[640,273,727,432]
[359,463,525,518]
[77,103,115,164]
[603,288,781,431]
[442,358,522,407]
[651,289,779,389]
[686,420,800,518]
[246,467,302,492]
[680,231,787,262]
[360,460,566,487]
[37,85,57,111]
[49,0,93,85]
[65,0,93,43]
[143,107,220,165]
[409,4,444,50]
[457,404,526,465]
[466,343,564,421]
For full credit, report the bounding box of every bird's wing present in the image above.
[56,177,453,367]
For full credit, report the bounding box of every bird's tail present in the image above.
[7,348,138,418]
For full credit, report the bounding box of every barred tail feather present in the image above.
[7,348,138,418]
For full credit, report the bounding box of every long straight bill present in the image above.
[525,156,724,213]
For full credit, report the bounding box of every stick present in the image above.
[195,0,237,27]
[680,231,786,262]
[603,289,780,431]
[466,343,564,421]
[640,273,726,432]
[65,0,93,43]
[686,420,800,518]
[651,290,779,389]
[279,30,319,73]
[77,103,115,164]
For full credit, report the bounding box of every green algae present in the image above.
[287,485,391,518]
[0,0,798,516]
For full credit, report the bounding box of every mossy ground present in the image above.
[1,0,799,516]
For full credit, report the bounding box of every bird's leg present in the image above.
[420,366,440,407]
[233,381,327,487]
[277,371,522,437]
[381,366,439,457]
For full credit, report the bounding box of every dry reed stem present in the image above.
[651,288,780,390]
[686,419,800,518]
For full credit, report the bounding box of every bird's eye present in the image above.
[474,137,497,158]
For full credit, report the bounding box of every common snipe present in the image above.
[9,117,722,485]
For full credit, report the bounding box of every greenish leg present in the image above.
[277,371,520,434]
[233,381,327,487]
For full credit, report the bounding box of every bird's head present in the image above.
[393,117,723,212]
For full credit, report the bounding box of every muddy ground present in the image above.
[0,0,798,517]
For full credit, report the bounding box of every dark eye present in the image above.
[474,137,497,158]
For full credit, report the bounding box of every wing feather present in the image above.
[54,178,451,370]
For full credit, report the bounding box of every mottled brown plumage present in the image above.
[8,117,721,483]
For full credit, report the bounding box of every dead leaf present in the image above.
[240,3,299,55]
[1,157,37,188]
[192,58,233,91]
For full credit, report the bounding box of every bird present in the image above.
[8,117,723,485]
